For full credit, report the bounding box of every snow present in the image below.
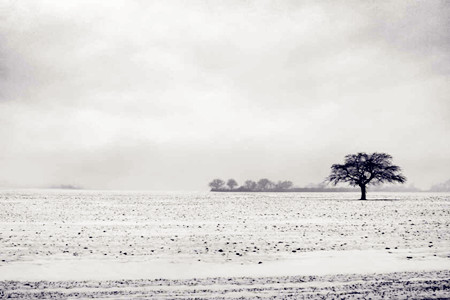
[1,248,449,281]
[0,190,449,298]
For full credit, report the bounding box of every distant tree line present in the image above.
[208,178,294,192]
[49,184,83,190]
[208,178,361,192]
[429,179,450,192]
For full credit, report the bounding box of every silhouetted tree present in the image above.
[244,180,257,191]
[257,178,274,191]
[327,152,406,200]
[209,178,225,190]
[227,179,238,190]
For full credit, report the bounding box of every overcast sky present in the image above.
[0,0,449,190]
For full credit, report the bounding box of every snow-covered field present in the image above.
[0,190,449,298]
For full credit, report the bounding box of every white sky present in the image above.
[0,0,449,190]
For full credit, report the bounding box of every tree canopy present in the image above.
[327,152,406,200]
[208,178,225,190]
[226,179,238,190]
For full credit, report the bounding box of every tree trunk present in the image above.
[360,184,366,200]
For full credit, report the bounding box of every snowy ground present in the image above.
[0,190,449,298]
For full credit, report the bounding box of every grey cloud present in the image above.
[0,0,448,190]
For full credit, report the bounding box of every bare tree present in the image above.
[227,179,238,190]
[327,152,406,200]
[209,179,225,190]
